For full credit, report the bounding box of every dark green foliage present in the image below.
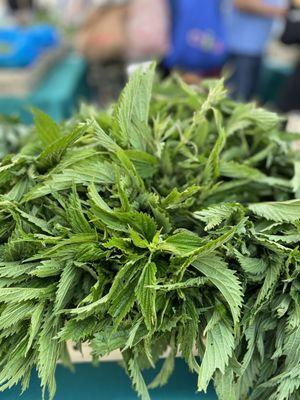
[0,115,31,158]
[0,65,300,399]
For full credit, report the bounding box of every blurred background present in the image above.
[0,0,299,128]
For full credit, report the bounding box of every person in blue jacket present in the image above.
[225,0,287,101]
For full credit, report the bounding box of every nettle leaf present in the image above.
[153,276,208,291]
[0,64,299,400]
[68,294,109,317]
[220,161,274,185]
[17,208,51,234]
[226,102,280,135]
[148,334,176,389]
[129,357,150,400]
[91,327,128,357]
[0,261,35,278]
[198,311,235,392]
[54,263,81,313]
[194,203,241,231]
[0,286,55,303]
[215,366,239,400]
[57,317,98,342]
[135,261,157,331]
[292,161,300,196]
[234,251,267,277]
[193,255,243,326]
[26,302,45,354]
[191,222,244,260]
[66,187,93,234]
[0,339,35,392]
[37,312,62,400]
[274,366,300,400]
[115,148,145,189]
[249,200,300,222]
[115,62,155,150]
[179,299,200,372]
[161,185,201,210]
[0,302,33,329]
[129,229,149,249]
[202,108,226,183]
[37,123,87,171]
[194,79,227,121]
[125,149,158,179]
[109,283,136,327]
[33,109,60,147]
[91,118,120,153]
[118,212,157,242]
[253,257,283,314]
[104,259,141,303]
[30,260,63,278]
[283,325,300,366]
[160,230,204,256]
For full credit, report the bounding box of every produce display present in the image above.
[0,65,300,400]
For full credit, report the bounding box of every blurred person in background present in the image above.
[6,0,35,24]
[278,0,300,112]
[226,0,287,101]
[7,0,33,11]
[162,0,227,84]
[7,0,33,10]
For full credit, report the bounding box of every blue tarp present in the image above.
[0,25,59,68]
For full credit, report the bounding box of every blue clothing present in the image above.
[163,0,227,72]
[227,53,262,100]
[225,0,282,56]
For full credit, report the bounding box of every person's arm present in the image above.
[234,0,286,18]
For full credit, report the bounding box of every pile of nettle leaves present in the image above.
[0,65,300,400]
[0,115,30,159]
